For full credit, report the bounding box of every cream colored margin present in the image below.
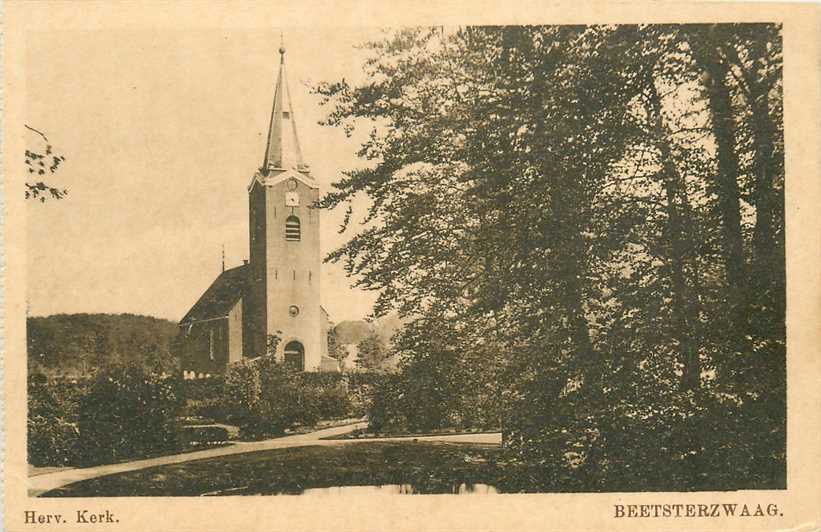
[4,2,820,531]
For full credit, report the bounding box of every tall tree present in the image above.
[685,27,749,337]
[317,24,785,490]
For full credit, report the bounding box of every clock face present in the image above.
[285,191,300,207]
[287,178,298,190]
[288,305,300,317]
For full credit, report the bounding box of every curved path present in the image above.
[29,423,501,496]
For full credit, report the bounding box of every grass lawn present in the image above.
[41,442,514,497]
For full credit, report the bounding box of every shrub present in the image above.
[181,376,224,402]
[499,369,788,492]
[366,374,408,433]
[300,371,346,388]
[78,366,184,466]
[314,381,354,419]
[364,358,500,434]
[222,358,357,439]
[180,376,229,422]
[183,397,228,422]
[27,375,85,467]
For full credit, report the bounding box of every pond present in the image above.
[40,442,510,497]
[301,483,500,495]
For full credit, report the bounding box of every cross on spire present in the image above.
[262,37,310,175]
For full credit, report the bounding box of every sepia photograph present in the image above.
[4,2,821,531]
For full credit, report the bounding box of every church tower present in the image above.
[244,43,324,371]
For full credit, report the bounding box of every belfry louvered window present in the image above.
[285,215,301,241]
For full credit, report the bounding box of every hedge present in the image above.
[28,367,185,467]
[223,358,355,439]
[29,363,376,467]
[77,366,184,466]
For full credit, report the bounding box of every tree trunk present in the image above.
[745,38,781,322]
[646,77,701,390]
[529,46,600,390]
[751,85,774,268]
[551,181,600,387]
[697,46,747,336]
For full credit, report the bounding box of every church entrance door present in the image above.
[283,341,305,371]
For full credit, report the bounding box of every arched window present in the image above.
[285,216,301,241]
[283,341,305,371]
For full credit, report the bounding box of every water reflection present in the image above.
[302,483,499,495]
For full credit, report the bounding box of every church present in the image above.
[178,44,339,377]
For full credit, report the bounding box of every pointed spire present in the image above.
[262,38,310,175]
[221,244,225,273]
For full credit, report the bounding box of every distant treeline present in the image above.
[27,313,180,377]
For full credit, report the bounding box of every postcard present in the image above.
[4,1,820,530]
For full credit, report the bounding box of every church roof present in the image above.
[179,264,248,325]
[262,43,312,177]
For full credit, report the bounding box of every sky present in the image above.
[25,28,384,323]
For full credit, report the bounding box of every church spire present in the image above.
[262,39,310,175]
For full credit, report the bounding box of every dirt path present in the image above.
[29,423,501,496]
